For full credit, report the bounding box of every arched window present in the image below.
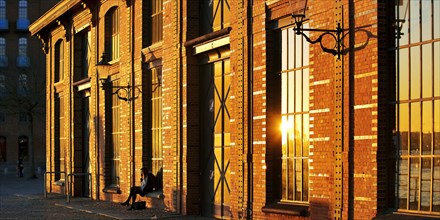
[18,0,27,19]
[17,74,27,96]
[0,74,5,97]
[0,0,6,19]
[0,37,6,67]
[105,7,119,61]
[54,40,64,82]
[0,37,5,56]
[18,38,27,56]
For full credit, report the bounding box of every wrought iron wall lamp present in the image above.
[291,13,343,59]
[96,53,142,102]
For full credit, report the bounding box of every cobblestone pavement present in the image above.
[0,172,212,220]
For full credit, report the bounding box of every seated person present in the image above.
[121,167,156,210]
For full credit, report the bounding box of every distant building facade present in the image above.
[30,0,439,219]
[0,0,59,170]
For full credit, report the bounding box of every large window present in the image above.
[111,81,121,186]
[17,74,27,96]
[280,25,310,202]
[201,0,230,34]
[143,0,163,46]
[396,0,440,214]
[18,38,27,56]
[74,30,91,80]
[54,40,64,82]
[150,66,162,187]
[55,95,65,181]
[105,7,119,61]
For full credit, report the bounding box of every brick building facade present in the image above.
[0,0,59,172]
[30,0,439,219]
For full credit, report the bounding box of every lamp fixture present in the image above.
[97,53,141,102]
[291,13,343,59]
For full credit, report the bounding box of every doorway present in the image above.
[201,59,232,218]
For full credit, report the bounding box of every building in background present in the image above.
[0,0,59,173]
[30,0,439,219]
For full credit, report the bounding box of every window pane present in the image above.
[303,114,309,157]
[281,30,288,71]
[421,0,432,41]
[302,159,308,201]
[288,72,294,113]
[409,158,420,210]
[303,69,309,112]
[434,42,439,97]
[288,158,293,200]
[435,100,440,155]
[399,48,409,100]
[295,159,302,200]
[434,158,440,212]
[288,28,295,69]
[400,103,409,155]
[281,73,287,114]
[288,115,294,157]
[411,103,421,155]
[422,44,432,98]
[422,101,432,155]
[420,158,431,211]
[410,0,420,44]
[399,158,408,209]
[410,46,420,100]
[295,34,302,68]
[295,71,302,112]
[295,115,302,157]
[435,0,440,39]
[303,23,309,66]
[398,0,409,45]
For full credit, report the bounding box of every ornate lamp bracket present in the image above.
[292,14,344,59]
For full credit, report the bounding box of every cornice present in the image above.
[29,0,82,36]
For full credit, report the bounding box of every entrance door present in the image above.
[18,136,28,160]
[201,59,231,218]
[0,136,6,162]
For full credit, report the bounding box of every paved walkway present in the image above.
[0,172,211,219]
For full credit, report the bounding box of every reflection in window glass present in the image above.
[410,47,420,100]
[399,104,409,155]
[434,0,440,39]
[421,0,432,41]
[410,103,420,155]
[435,101,439,155]
[409,0,420,44]
[422,44,432,98]
[434,158,440,212]
[435,43,439,97]
[398,158,408,209]
[409,158,420,210]
[422,101,432,155]
[397,0,440,213]
[399,0,409,45]
[399,48,409,101]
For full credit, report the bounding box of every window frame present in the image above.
[395,0,440,214]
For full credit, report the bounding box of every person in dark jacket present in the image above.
[121,167,156,210]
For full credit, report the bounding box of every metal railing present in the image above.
[44,171,67,198]
[66,172,92,202]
